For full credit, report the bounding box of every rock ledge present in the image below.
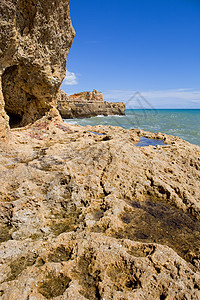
[0,119,199,299]
[58,90,126,118]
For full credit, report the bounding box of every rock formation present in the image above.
[0,1,200,299]
[0,74,9,138]
[0,0,75,132]
[69,89,104,102]
[58,90,126,118]
[0,122,199,299]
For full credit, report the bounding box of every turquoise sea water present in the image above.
[64,109,200,147]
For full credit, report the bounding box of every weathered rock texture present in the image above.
[58,90,126,118]
[69,89,104,102]
[0,119,200,299]
[0,1,200,299]
[0,0,75,131]
[0,73,9,137]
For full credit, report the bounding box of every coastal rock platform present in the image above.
[0,0,200,299]
[0,116,199,299]
[58,90,126,119]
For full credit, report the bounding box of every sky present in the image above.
[61,0,200,109]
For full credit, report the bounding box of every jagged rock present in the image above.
[0,1,200,299]
[0,120,199,299]
[0,73,9,138]
[58,90,126,118]
[0,0,75,131]
[69,89,104,102]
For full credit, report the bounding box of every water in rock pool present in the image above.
[135,137,165,147]
[64,109,200,146]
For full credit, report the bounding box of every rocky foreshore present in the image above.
[58,90,126,119]
[0,0,200,299]
[0,118,200,299]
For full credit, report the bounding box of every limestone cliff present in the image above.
[0,0,75,133]
[69,89,104,102]
[0,1,200,299]
[58,90,126,118]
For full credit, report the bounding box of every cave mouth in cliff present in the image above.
[2,65,40,129]
[6,111,23,129]
[1,65,24,128]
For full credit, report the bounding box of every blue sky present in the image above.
[61,0,200,108]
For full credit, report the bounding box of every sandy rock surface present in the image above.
[0,117,199,299]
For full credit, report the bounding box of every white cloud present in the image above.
[63,70,78,86]
[142,89,200,101]
[103,88,200,108]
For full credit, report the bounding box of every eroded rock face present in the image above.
[58,90,126,118]
[0,0,75,130]
[0,2,200,298]
[0,120,199,299]
[0,73,9,138]
[69,89,104,102]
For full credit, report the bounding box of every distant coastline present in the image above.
[58,90,126,118]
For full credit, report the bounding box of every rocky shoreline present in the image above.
[0,0,200,299]
[0,118,200,299]
[58,90,126,119]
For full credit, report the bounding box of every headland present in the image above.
[0,1,199,299]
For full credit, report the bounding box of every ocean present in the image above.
[64,109,200,147]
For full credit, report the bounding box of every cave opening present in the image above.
[6,111,23,129]
[1,65,24,128]
[1,65,39,129]
[1,64,53,129]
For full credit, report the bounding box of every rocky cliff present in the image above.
[0,0,75,133]
[0,1,200,299]
[58,90,126,118]
[69,89,104,102]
